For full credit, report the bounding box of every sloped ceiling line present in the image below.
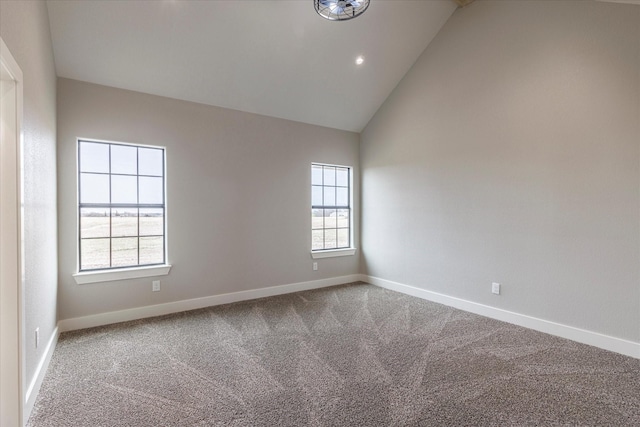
[46,0,458,132]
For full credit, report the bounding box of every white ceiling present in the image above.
[46,0,457,132]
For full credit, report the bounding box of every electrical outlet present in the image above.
[152,280,161,292]
[492,282,501,295]
[313,262,318,271]
[35,328,40,348]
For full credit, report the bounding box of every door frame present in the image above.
[0,36,25,427]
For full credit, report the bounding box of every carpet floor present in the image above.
[28,282,640,426]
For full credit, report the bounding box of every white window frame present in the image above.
[311,162,356,259]
[73,138,171,284]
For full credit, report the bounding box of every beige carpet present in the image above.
[28,282,640,426]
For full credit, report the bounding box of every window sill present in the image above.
[73,264,172,285]
[311,248,356,259]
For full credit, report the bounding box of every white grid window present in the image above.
[78,139,166,271]
[312,164,351,251]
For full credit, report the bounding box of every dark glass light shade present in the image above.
[314,0,370,21]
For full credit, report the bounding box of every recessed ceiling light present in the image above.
[355,56,365,65]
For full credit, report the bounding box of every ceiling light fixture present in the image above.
[355,56,365,65]
[314,0,370,21]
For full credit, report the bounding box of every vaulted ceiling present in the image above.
[46,0,458,132]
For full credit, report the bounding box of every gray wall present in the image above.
[57,78,360,320]
[0,0,58,385]
[361,0,640,342]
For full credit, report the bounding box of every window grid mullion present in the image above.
[322,168,326,249]
[162,149,166,264]
[77,171,162,178]
[108,145,113,268]
[78,143,83,270]
[334,194,339,248]
[137,147,140,266]
[348,167,351,248]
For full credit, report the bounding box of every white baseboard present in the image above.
[364,275,640,360]
[24,326,59,425]
[58,274,362,332]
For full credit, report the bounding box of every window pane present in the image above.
[111,145,137,175]
[324,229,337,249]
[311,165,323,185]
[140,208,164,236]
[140,236,163,265]
[80,238,110,270]
[139,148,163,176]
[337,229,349,248]
[336,187,349,206]
[112,208,138,237]
[112,237,138,267]
[79,142,109,173]
[337,209,349,228]
[336,167,349,187]
[325,209,337,228]
[80,208,110,238]
[139,177,163,204]
[323,166,336,186]
[312,230,324,251]
[323,187,335,206]
[111,175,137,204]
[312,209,323,230]
[80,173,110,204]
[312,186,323,206]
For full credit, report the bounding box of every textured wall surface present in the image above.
[57,78,360,320]
[0,0,58,385]
[361,1,640,342]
